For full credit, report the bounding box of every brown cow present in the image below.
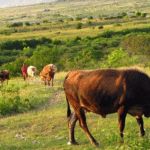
[63,69,150,146]
[0,70,9,86]
[40,64,56,86]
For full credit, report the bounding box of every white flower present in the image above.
[33,140,40,144]
[15,134,20,138]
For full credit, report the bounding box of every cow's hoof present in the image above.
[67,141,79,145]
[92,142,99,146]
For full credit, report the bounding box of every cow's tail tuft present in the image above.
[66,96,71,118]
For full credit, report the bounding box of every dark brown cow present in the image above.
[40,64,56,86]
[63,69,150,146]
[0,70,9,86]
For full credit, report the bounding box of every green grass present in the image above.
[1,69,150,149]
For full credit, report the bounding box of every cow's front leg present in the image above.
[48,79,50,86]
[118,106,127,138]
[51,78,54,86]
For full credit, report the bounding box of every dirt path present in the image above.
[35,89,64,111]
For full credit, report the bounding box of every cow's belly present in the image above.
[81,102,118,118]
[128,106,143,118]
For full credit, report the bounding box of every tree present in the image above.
[122,12,127,17]
[135,11,141,16]
[88,16,93,20]
[76,23,83,29]
[25,22,30,26]
[141,13,147,18]
[75,16,82,21]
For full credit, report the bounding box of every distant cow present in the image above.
[63,69,150,146]
[0,70,9,86]
[27,66,37,81]
[40,64,57,86]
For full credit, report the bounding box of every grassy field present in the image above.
[0,0,150,148]
[1,18,150,43]
[1,67,150,149]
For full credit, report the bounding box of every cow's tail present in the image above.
[66,96,71,118]
[64,73,71,118]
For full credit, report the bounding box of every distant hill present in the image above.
[0,0,149,26]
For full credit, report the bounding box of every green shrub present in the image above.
[0,85,31,116]
[106,48,130,68]
[1,30,12,35]
[101,30,115,38]
[0,56,17,66]
[114,23,122,27]
[122,12,127,17]
[141,13,147,18]
[9,22,23,27]
[75,16,82,21]
[120,35,150,55]
[58,19,64,22]
[39,37,52,44]
[53,39,61,45]
[67,17,74,21]
[107,39,120,47]
[135,11,141,16]
[87,20,92,25]
[0,40,24,50]
[88,16,93,20]
[73,36,81,42]
[43,20,48,23]
[25,22,30,26]
[22,47,34,57]
[98,25,103,29]
[36,23,40,25]
[76,23,83,29]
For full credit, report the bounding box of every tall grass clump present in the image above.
[0,83,31,116]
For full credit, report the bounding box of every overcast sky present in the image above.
[0,0,55,8]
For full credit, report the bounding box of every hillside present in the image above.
[0,0,150,26]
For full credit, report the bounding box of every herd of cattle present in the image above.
[0,64,57,86]
[1,65,150,146]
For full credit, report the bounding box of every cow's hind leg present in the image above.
[77,107,99,146]
[136,117,145,136]
[68,111,79,145]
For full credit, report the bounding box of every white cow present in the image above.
[47,64,57,72]
[27,66,37,82]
